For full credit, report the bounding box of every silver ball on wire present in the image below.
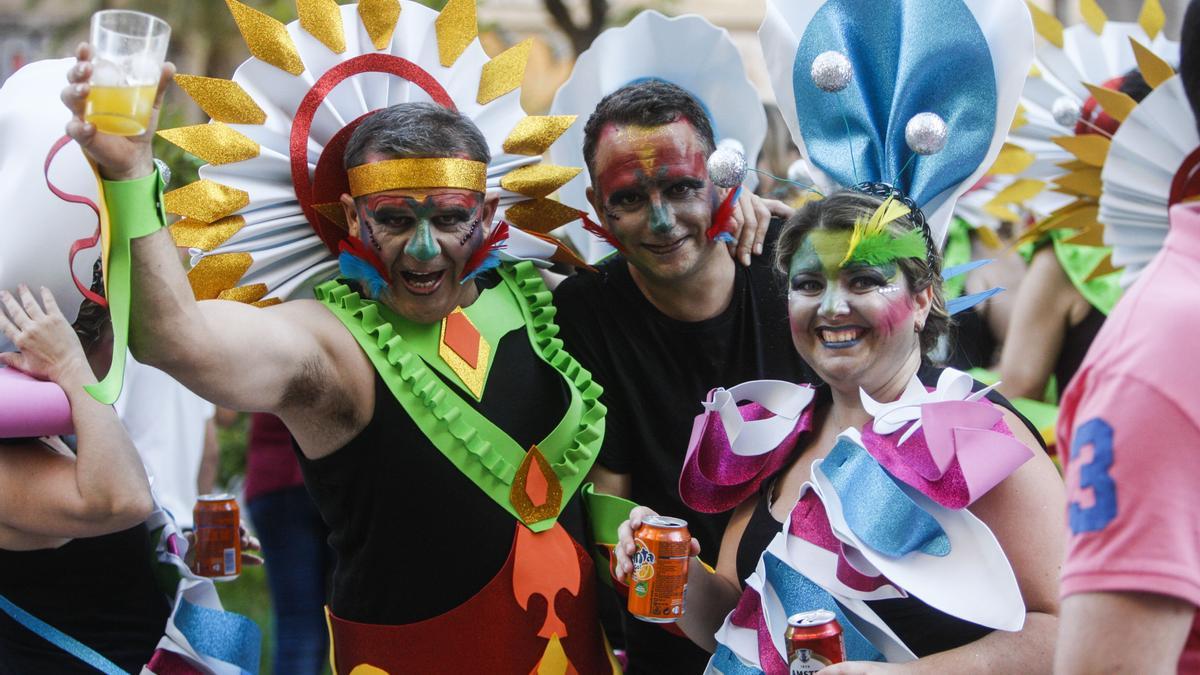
[905,112,948,156]
[1051,96,1082,128]
[707,146,748,188]
[811,51,852,93]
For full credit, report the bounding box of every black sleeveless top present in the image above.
[0,524,171,673]
[1056,306,1106,393]
[297,285,592,625]
[733,366,1041,657]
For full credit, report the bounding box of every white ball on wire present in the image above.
[717,138,745,157]
[1052,96,1082,128]
[811,51,853,93]
[707,147,748,188]
[905,112,948,156]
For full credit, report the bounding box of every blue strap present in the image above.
[174,597,262,674]
[0,593,127,674]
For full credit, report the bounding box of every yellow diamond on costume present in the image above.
[504,116,577,156]
[313,202,349,230]
[988,144,1035,175]
[227,0,305,75]
[358,0,401,51]
[1085,252,1121,282]
[1139,0,1166,40]
[1083,83,1137,123]
[158,123,261,166]
[1065,224,1107,247]
[1026,1,1064,48]
[298,0,346,54]
[164,180,249,223]
[170,215,246,251]
[188,253,253,300]
[1054,169,1102,198]
[1131,39,1174,89]
[534,633,574,675]
[501,164,582,199]
[510,446,563,526]
[478,38,532,105]
[1052,135,1111,168]
[173,75,267,125]
[1079,0,1108,34]
[438,308,490,400]
[504,199,583,234]
[253,297,282,308]
[217,283,269,304]
[436,0,477,67]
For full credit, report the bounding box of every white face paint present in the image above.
[0,59,102,351]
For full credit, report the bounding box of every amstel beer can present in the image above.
[627,516,689,623]
[193,494,241,580]
[785,610,845,673]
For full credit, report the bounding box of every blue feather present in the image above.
[338,250,389,298]
[714,231,736,244]
[460,249,502,284]
[943,258,991,281]
[947,287,1004,316]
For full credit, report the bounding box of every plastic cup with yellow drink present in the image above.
[86,10,170,136]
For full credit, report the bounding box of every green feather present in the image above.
[846,229,927,266]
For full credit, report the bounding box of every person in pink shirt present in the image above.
[1056,4,1200,671]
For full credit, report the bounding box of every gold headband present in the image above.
[347,158,488,197]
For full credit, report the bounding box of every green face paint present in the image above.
[406,220,441,261]
[649,195,673,234]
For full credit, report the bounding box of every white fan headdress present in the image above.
[158,0,589,305]
[1100,70,1200,286]
[1004,0,1178,273]
[548,11,767,264]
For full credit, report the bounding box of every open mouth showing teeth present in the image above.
[642,237,687,255]
[818,327,866,349]
[400,270,445,294]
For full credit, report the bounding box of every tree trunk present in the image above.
[543,0,608,57]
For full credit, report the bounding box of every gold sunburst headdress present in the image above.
[158,0,589,306]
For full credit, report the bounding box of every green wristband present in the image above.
[102,169,167,239]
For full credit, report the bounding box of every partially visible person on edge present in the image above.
[245,412,331,675]
[115,352,216,528]
[754,103,803,204]
[0,284,166,673]
[553,80,805,673]
[1055,2,1200,672]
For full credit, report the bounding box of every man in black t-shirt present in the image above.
[554,80,807,674]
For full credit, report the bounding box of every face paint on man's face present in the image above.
[590,119,716,281]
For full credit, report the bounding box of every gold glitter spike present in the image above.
[504,198,582,234]
[1064,223,1107,247]
[165,180,250,223]
[313,202,349,230]
[503,115,577,156]
[1079,0,1108,35]
[984,202,1023,224]
[173,75,267,125]
[976,226,1002,250]
[1052,135,1112,167]
[1139,0,1166,40]
[217,283,269,303]
[1054,168,1103,197]
[1131,38,1175,89]
[170,215,246,250]
[1084,252,1121,282]
[1026,1,1064,48]
[253,297,283,308]
[1084,83,1137,123]
[437,309,490,400]
[500,164,582,199]
[188,252,254,300]
[436,0,477,67]
[992,178,1047,204]
[226,0,305,75]
[989,144,1036,175]
[1057,159,1093,171]
[477,38,532,105]
[298,0,346,54]
[358,0,401,51]
[157,123,260,166]
[1029,63,1042,78]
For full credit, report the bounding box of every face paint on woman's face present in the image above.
[786,230,920,386]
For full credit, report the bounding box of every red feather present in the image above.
[706,185,741,241]
[460,221,510,281]
[338,237,391,283]
[581,212,627,254]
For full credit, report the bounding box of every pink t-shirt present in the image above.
[1058,203,1200,671]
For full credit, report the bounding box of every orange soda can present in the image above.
[785,609,845,673]
[192,493,241,580]
[627,515,690,622]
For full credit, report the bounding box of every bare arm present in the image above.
[60,45,346,417]
[0,287,153,544]
[1056,592,1195,674]
[585,463,631,499]
[197,416,219,496]
[997,247,1088,399]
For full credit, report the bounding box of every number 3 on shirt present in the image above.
[1069,417,1118,534]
